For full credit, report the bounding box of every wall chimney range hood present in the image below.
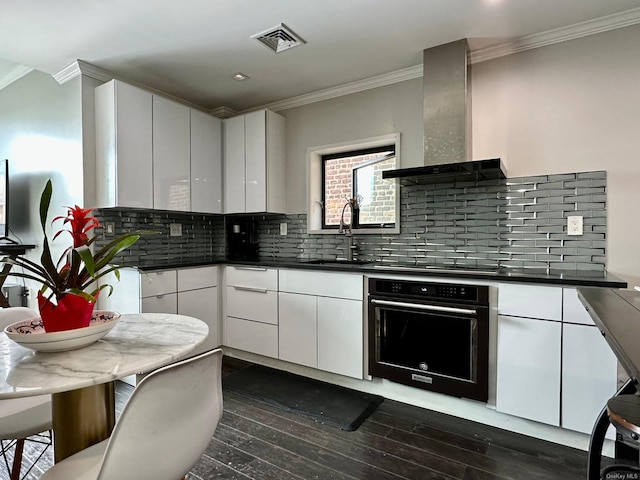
[383,39,505,186]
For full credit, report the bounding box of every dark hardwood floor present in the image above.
[4,357,594,480]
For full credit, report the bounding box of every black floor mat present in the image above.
[223,364,384,431]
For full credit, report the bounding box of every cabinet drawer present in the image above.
[498,283,562,321]
[178,266,217,291]
[562,288,595,325]
[141,270,177,297]
[226,266,277,290]
[279,270,363,300]
[142,292,177,313]
[225,316,278,358]
[226,286,278,324]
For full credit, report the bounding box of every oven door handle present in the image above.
[370,299,477,316]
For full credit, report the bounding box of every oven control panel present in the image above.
[370,279,487,303]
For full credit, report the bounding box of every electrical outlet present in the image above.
[169,223,182,237]
[105,222,115,236]
[567,216,583,236]
[280,223,287,236]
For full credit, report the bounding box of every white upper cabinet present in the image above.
[223,109,285,214]
[223,115,246,213]
[95,79,222,213]
[152,96,191,211]
[190,109,222,214]
[95,80,153,209]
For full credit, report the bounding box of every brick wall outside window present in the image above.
[324,152,395,226]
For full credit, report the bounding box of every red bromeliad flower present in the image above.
[0,180,144,307]
[52,205,100,248]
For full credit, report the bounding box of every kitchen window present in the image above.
[308,133,400,234]
[322,146,396,229]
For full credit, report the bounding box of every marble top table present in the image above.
[0,312,209,462]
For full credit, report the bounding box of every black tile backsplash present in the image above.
[256,170,607,271]
[94,170,607,271]
[93,208,224,268]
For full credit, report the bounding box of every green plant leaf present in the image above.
[39,180,52,233]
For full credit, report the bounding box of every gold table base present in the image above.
[51,382,116,463]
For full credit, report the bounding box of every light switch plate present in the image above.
[567,216,583,236]
[280,223,287,235]
[105,222,115,236]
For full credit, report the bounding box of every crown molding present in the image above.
[471,7,640,63]
[0,65,34,91]
[260,7,640,112]
[42,7,640,112]
[53,59,114,84]
[209,106,237,119]
[258,65,422,113]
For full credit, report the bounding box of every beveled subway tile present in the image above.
[96,169,607,272]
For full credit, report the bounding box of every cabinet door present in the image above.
[223,115,246,213]
[496,315,561,426]
[153,96,191,211]
[97,267,141,314]
[279,292,317,368]
[95,80,153,209]
[562,323,617,435]
[178,286,218,355]
[265,110,286,213]
[191,110,222,214]
[562,288,595,325]
[244,110,267,212]
[317,297,363,379]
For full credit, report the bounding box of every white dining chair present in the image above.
[0,306,53,480]
[40,347,224,480]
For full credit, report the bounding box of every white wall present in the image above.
[472,25,640,286]
[282,78,423,210]
[0,70,84,308]
[281,24,640,285]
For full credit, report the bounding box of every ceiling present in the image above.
[2,0,640,113]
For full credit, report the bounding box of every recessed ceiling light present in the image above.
[232,72,249,81]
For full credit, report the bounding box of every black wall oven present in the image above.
[368,278,489,402]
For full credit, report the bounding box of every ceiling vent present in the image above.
[251,23,306,53]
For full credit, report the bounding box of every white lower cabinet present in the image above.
[562,322,617,435]
[178,286,218,355]
[317,296,363,379]
[99,265,219,385]
[278,269,364,379]
[226,317,279,358]
[496,284,617,434]
[496,315,561,426]
[224,266,279,358]
[279,292,317,368]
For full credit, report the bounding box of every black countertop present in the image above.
[578,288,640,383]
[132,257,627,288]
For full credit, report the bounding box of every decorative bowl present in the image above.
[4,310,121,352]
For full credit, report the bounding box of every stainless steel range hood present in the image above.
[383,39,505,185]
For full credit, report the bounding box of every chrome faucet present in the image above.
[338,198,359,261]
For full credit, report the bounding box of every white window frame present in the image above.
[307,133,400,234]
